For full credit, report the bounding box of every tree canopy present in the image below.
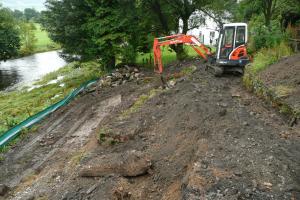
[0,6,20,61]
[40,0,300,68]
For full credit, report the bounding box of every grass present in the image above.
[0,61,104,139]
[136,46,214,67]
[273,85,296,98]
[249,42,292,74]
[121,88,163,118]
[34,23,60,53]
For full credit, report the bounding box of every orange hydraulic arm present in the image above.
[153,34,213,74]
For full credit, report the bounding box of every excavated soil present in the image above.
[259,54,300,111]
[0,59,299,200]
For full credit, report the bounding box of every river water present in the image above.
[0,51,67,91]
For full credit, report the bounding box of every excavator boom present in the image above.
[153,34,213,74]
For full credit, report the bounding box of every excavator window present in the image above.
[220,27,234,59]
[235,26,246,47]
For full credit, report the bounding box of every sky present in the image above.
[1,0,46,11]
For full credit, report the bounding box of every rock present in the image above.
[25,195,35,200]
[243,121,249,126]
[168,80,176,87]
[227,188,238,195]
[86,183,99,194]
[263,182,272,189]
[80,150,151,177]
[219,109,227,116]
[0,184,9,196]
[99,66,143,88]
[234,170,243,177]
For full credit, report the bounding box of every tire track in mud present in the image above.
[1,62,299,200]
[0,93,122,196]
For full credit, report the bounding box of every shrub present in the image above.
[248,15,288,53]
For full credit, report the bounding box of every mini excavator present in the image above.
[153,23,250,76]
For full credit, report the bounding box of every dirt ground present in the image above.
[0,59,299,200]
[259,53,300,111]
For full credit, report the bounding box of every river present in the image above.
[0,51,67,91]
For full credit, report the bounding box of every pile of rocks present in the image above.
[99,65,143,88]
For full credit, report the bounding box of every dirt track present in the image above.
[0,59,299,200]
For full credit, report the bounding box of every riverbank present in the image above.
[0,47,207,146]
[0,61,104,139]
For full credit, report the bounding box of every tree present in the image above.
[139,0,234,60]
[261,0,278,27]
[0,7,21,61]
[24,8,40,21]
[139,0,210,60]
[42,0,140,69]
[200,0,238,29]
[19,22,37,55]
[13,9,24,20]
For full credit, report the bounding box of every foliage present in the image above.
[19,22,37,55]
[24,8,40,22]
[41,0,141,69]
[235,0,300,27]
[250,42,292,73]
[13,9,24,20]
[248,15,288,53]
[0,6,21,61]
[41,0,228,64]
[138,0,220,60]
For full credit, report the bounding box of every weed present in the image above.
[97,127,121,146]
[181,65,197,76]
[97,127,111,143]
[250,42,292,73]
[273,85,295,98]
[0,155,4,161]
[121,89,162,118]
[70,151,86,166]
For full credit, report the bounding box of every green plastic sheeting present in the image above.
[0,79,98,148]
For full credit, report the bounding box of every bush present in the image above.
[248,15,288,53]
[120,43,137,64]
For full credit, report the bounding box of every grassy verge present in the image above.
[243,42,298,123]
[247,42,292,74]
[0,61,104,138]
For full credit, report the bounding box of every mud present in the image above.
[260,53,300,111]
[0,59,299,200]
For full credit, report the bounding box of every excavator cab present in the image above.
[215,23,249,75]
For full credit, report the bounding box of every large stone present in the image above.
[80,150,151,177]
[0,184,9,196]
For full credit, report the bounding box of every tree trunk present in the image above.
[175,17,189,61]
[103,54,116,70]
[152,0,169,34]
[182,17,189,34]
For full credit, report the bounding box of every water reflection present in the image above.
[0,51,67,91]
